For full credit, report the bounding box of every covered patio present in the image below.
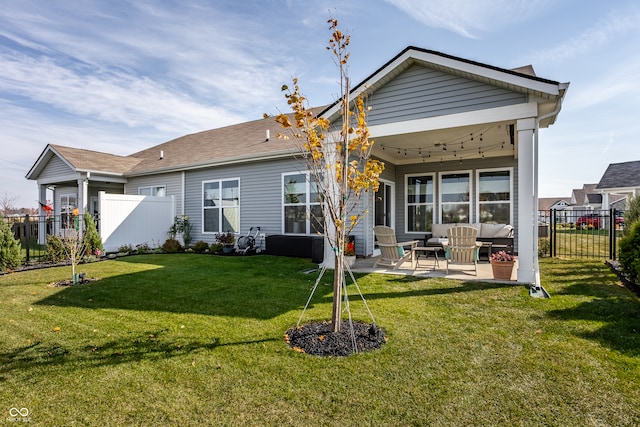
[349,254,518,283]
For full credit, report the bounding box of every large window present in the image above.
[440,172,471,223]
[477,169,512,224]
[406,174,434,232]
[203,179,239,233]
[283,172,323,234]
[138,185,166,197]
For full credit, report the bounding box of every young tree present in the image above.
[274,19,384,332]
[0,191,17,216]
[63,230,87,284]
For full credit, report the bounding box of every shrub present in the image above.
[83,213,103,255]
[169,215,193,247]
[118,244,134,254]
[210,242,223,255]
[625,196,640,229]
[215,231,235,245]
[0,218,21,271]
[162,238,182,253]
[618,220,640,284]
[46,235,67,264]
[538,238,550,257]
[193,240,209,253]
[135,243,151,254]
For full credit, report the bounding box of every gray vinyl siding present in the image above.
[184,158,304,243]
[393,156,518,248]
[40,156,73,180]
[367,64,527,125]
[125,173,183,217]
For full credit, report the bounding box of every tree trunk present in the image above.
[331,252,343,332]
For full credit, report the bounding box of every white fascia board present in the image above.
[369,102,539,138]
[80,171,128,183]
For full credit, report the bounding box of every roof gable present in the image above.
[596,160,640,190]
[320,46,568,125]
[365,63,527,127]
[26,144,140,181]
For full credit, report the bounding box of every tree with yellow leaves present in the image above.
[274,19,384,333]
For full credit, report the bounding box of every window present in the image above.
[138,185,166,197]
[283,172,323,234]
[406,174,434,232]
[440,172,471,223]
[202,179,239,233]
[477,169,512,224]
[61,194,77,230]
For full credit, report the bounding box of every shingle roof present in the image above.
[538,197,570,211]
[596,160,640,189]
[50,144,140,174]
[126,112,313,175]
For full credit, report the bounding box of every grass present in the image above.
[1,254,640,426]
[549,228,625,258]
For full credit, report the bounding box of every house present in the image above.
[596,160,640,209]
[538,197,570,212]
[26,46,569,284]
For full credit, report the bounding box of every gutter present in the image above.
[531,83,568,298]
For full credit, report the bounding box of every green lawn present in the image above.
[1,254,639,426]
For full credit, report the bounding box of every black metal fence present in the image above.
[3,214,61,264]
[538,209,625,260]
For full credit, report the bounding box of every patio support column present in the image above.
[516,118,536,284]
[38,184,47,245]
[601,192,610,210]
[78,174,89,232]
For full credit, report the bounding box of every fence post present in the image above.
[550,209,556,257]
[25,214,31,262]
[609,208,616,261]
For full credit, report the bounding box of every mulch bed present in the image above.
[285,320,386,357]
[607,260,640,297]
[48,277,100,287]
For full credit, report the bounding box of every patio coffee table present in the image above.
[412,246,440,270]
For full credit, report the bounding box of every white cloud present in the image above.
[522,8,640,65]
[383,0,552,38]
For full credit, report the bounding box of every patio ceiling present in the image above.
[371,120,515,165]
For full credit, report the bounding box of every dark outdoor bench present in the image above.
[266,235,324,263]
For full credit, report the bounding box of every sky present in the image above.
[2,0,640,209]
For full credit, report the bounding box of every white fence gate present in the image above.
[99,192,175,252]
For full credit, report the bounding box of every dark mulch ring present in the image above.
[48,277,100,287]
[285,320,387,357]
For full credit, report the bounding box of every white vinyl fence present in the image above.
[99,192,175,252]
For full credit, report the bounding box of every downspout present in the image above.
[532,86,567,293]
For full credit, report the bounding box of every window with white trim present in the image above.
[61,194,77,230]
[406,174,434,232]
[440,172,471,223]
[477,169,512,224]
[283,172,323,234]
[203,179,239,233]
[138,185,166,197]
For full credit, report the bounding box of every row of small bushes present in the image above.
[113,239,228,256]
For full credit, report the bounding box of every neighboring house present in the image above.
[596,160,640,209]
[569,184,600,210]
[26,46,569,284]
[538,198,570,212]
